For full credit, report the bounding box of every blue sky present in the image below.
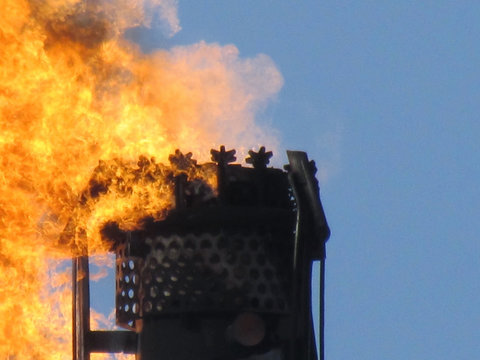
[91,2,480,359]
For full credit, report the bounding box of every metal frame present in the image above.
[73,252,137,360]
[72,150,329,360]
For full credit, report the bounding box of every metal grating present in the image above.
[115,244,143,329]
[116,229,291,328]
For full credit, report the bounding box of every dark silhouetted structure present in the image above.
[72,147,330,360]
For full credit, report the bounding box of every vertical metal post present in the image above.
[287,151,330,360]
[73,254,90,360]
[319,258,326,360]
[288,165,316,360]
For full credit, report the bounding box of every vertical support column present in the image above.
[73,254,91,360]
[319,259,326,360]
[287,151,330,360]
[288,177,312,360]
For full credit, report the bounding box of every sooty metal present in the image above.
[72,147,330,360]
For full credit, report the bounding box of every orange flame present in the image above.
[0,0,282,358]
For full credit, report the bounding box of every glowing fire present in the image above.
[0,0,282,358]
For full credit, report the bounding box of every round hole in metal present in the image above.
[143,270,152,285]
[193,254,203,265]
[226,251,236,265]
[155,242,165,252]
[200,239,212,249]
[249,238,259,251]
[209,253,220,264]
[233,266,246,280]
[256,254,266,266]
[264,268,274,280]
[250,268,260,280]
[184,239,195,250]
[270,283,279,295]
[257,283,267,294]
[178,255,187,267]
[240,253,251,265]
[150,285,159,298]
[220,268,229,279]
[148,258,157,270]
[168,241,180,260]
[144,301,152,313]
[265,298,274,310]
[154,269,164,283]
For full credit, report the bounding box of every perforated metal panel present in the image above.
[111,149,298,330]
[115,244,143,329]
[115,227,292,328]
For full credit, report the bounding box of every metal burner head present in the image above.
[114,149,296,330]
[72,147,329,360]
